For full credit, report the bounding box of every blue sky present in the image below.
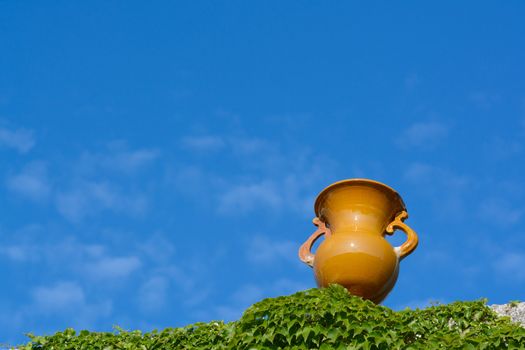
[1,0,525,345]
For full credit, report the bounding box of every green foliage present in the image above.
[19,285,525,350]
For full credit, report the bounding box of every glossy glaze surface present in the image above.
[299,179,419,304]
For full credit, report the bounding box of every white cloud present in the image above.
[0,245,31,262]
[396,121,448,150]
[0,237,105,264]
[218,181,283,214]
[207,278,309,322]
[108,148,159,172]
[6,161,51,201]
[56,181,147,222]
[0,126,35,153]
[181,135,225,152]
[32,281,85,312]
[165,165,217,199]
[483,137,522,160]
[30,281,113,327]
[186,165,326,217]
[3,142,156,224]
[206,284,265,321]
[172,131,336,218]
[403,163,434,183]
[79,142,159,174]
[183,289,211,308]
[493,252,525,281]
[403,162,471,220]
[140,234,176,264]
[160,264,200,293]
[271,278,310,295]
[469,91,501,109]
[85,256,142,280]
[138,276,169,312]
[403,163,469,190]
[181,134,278,166]
[478,198,523,226]
[230,138,275,156]
[153,263,211,308]
[144,249,228,311]
[3,142,156,221]
[419,249,453,265]
[170,166,312,216]
[231,284,264,306]
[0,237,141,281]
[246,235,298,267]
[209,305,242,322]
[51,143,156,221]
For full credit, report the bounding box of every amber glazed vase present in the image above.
[299,179,419,304]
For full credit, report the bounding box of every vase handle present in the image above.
[386,211,419,260]
[299,217,331,267]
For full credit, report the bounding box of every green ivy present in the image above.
[19,285,525,349]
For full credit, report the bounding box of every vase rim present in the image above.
[314,178,406,216]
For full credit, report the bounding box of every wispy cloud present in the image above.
[55,143,157,221]
[172,132,334,217]
[403,163,469,189]
[206,278,309,322]
[396,121,448,150]
[0,235,102,263]
[159,263,212,309]
[469,91,501,109]
[84,256,142,280]
[139,233,177,264]
[483,136,522,161]
[164,165,218,201]
[78,141,159,174]
[478,198,523,227]
[30,281,112,327]
[215,173,322,217]
[0,126,35,153]
[181,135,225,152]
[5,161,51,201]
[0,245,30,262]
[492,252,525,281]
[105,146,159,173]
[0,237,140,281]
[32,281,86,312]
[230,138,276,156]
[4,142,157,223]
[211,284,265,321]
[218,181,283,214]
[181,135,276,159]
[231,284,264,307]
[246,235,298,267]
[56,181,147,222]
[137,276,169,312]
[403,162,470,219]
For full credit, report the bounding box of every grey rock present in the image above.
[490,302,525,328]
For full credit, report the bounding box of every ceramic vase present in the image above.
[299,179,419,304]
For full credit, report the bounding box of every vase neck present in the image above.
[324,208,392,235]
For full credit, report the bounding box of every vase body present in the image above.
[299,179,418,304]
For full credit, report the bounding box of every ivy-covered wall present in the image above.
[20,285,525,349]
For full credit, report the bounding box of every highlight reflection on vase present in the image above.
[299,179,419,304]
